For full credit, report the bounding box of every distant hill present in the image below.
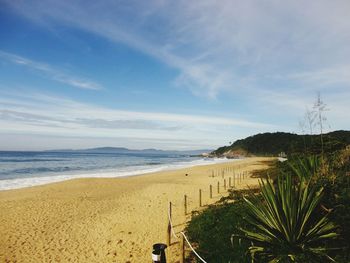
[48,147,212,156]
[212,130,350,157]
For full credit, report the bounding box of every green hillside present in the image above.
[212,130,350,156]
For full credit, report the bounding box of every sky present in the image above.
[0,0,349,151]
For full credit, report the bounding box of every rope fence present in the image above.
[167,207,207,263]
[157,165,250,262]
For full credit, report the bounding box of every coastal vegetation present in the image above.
[186,133,350,262]
[212,130,350,157]
[236,174,338,262]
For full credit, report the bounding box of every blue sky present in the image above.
[0,1,349,150]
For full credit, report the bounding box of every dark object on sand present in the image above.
[152,243,167,263]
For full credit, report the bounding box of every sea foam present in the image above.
[0,157,236,191]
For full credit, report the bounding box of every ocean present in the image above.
[0,151,231,191]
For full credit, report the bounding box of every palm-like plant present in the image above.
[236,175,338,262]
[288,155,320,181]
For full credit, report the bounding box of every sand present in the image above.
[0,157,274,263]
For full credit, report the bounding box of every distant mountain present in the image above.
[212,130,350,157]
[48,147,212,156]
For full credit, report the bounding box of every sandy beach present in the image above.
[0,157,273,263]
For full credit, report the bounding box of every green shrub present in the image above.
[288,155,320,181]
[186,198,254,262]
[186,148,350,262]
[314,160,350,262]
[238,175,338,262]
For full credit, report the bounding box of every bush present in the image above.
[238,175,338,262]
[185,147,350,262]
[186,197,254,262]
[314,158,350,262]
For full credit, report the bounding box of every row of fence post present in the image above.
[160,169,249,263]
[210,165,244,178]
[189,173,250,211]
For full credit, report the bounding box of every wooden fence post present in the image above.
[180,234,185,263]
[167,202,172,246]
[184,195,187,215]
[217,181,220,193]
[224,179,226,190]
[199,189,202,207]
[210,185,212,198]
[169,201,172,219]
[229,177,231,188]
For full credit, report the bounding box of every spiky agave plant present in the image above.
[288,155,320,182]
[237,175,338,262]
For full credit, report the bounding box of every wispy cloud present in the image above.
[0,91,271,128]
[0,91,275,149]
[280,66,350,88]
[0,50,102,90]
[5,0,350,102]
[1,0,349,149]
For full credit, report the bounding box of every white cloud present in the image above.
[5,0,350,100]
[1,0,349,148]
[0,50,102,90]
[0,91,274,149]
[281,66,350,88]
[0,91,270,127]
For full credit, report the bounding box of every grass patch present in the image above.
[186,196,254,262]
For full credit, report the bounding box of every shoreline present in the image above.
[0,157,274,262]
[0,157,237,191]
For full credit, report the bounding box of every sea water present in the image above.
[0,151,232,191]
